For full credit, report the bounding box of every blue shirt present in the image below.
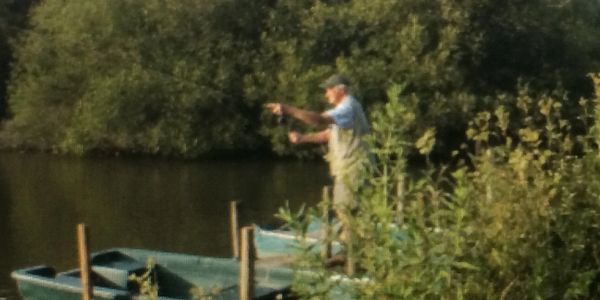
[323,95,371,179]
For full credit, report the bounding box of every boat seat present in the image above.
[90,250,147,290]
[56,268,128,290]
[18,265,56,278]
[91,250,147,272]
[90,265,135,290]
[55,271,84,288]
[40,269,130,299]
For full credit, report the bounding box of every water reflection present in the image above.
[0,152,329,299]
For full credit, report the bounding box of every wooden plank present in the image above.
[229,201,240,259]
[239,226,255,300]
[345,231,355,276]
[321,185,333,260]
[77,223,92,300]
[255,255,295,268]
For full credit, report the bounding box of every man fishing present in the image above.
[265,74,372,253]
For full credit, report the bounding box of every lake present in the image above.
[0,152,329,299]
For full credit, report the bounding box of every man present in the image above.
[265,74,372,243]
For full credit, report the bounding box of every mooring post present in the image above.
[321,185,332,260]
[77,223,93,300]
[345,232,355,276]
[229,201,240,259]
[395,173,405,224]
[239,226,255,300]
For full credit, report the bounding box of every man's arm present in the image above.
[284,105,334,127]
[288,129,330,144]
[265,103,334,127]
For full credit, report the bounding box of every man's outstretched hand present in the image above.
[264,103,285,116]
[288,131,303,144]
[265,103,310,144]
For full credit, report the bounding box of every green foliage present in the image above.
[0,2,9,118]
[592,74,600,148]
[463,0,600,94]
[5,0,269,156]
[247,0,477,155]
[2,0,600,157]
[284,76,600,299]
[128,258,159,300]
[246,0,600,157]
[0,0,37,119]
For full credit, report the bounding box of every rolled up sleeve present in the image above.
[324,101,353,129]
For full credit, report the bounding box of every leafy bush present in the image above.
[0,0,37,119]
[282,76,600,299]
[4,0,599,157]
[5,0,269,156]
[247,0,600,157]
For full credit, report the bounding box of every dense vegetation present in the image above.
[1,1,599,298]
[0,0,35,119]
[282,76,600,299]
[0,1,11,118]
[0,0,38,116]
[1,0,599,157]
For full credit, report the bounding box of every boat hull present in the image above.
[12,248,293,300]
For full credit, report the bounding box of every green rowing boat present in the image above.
[12,248,294,300]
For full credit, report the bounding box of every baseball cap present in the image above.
[319,74,350,89]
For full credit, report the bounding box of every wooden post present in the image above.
[320,185,332,260]
[229,201,240,259]
[239,226,255,300]
[345,230,355,276]
[77,223,93,300]
[395,173,405,224]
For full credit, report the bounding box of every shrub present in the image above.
[282,76,600,299]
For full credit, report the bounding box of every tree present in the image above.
[0,2,9,118]
[247,0,600,158]
[5,0,271,156]
[3,0,600,157]
[0,0,37,120]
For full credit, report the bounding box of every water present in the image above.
[0,152,329,299]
